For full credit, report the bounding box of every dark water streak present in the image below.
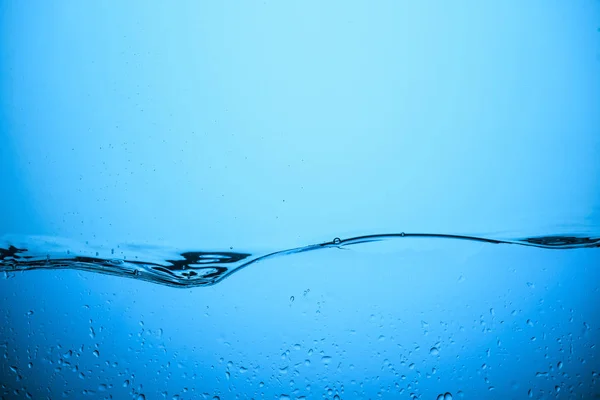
[1,233,598,288]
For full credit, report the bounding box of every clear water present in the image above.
[1,235,599,398]
[2,1,600,399]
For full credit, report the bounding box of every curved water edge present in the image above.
[1,233,599,288]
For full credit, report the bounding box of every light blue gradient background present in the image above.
[2,1,599,248]
[1,1,600,399]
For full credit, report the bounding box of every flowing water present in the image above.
[1,234,599,398]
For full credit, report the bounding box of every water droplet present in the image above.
[400,232,405,237]
[279,395,290,400]
[289,296,294,302]
[430,347,439,356]
[333,237,341,244]
[444,393,453,400]
[321,356,332,364]
[93,350,99,357]
[136,395,146,400]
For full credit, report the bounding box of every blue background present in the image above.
[1,1,599,399]
[2,0,599,248]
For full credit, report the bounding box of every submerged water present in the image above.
[1,234,599,398]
